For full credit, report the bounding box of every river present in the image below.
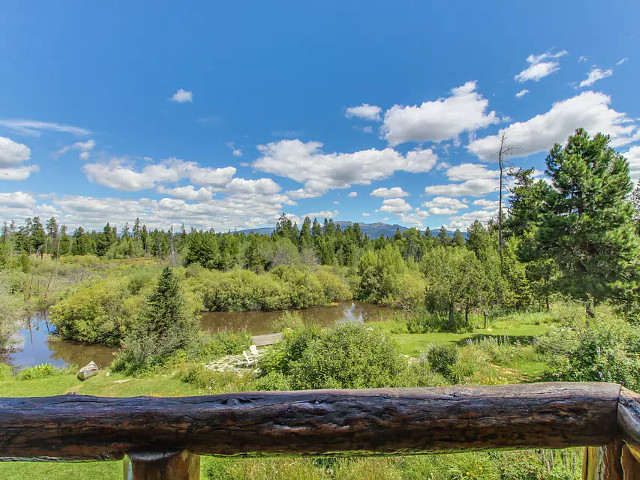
[5,302,394,370]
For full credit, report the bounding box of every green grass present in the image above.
[394,322,548,357]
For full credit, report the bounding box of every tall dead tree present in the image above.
[497,132,514,270]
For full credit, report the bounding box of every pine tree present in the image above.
[119,267,199,370]
[538,129,640,314]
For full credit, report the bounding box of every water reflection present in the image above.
[6,315,115,370]
[7,302,394,370]
[201,301,391,335]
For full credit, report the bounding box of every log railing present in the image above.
[1,382,640,479]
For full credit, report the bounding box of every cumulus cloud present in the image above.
[422,196,468,215]
[0,136,31,167]
[467,91,640,160]
[514,50,567,82]
[446,209,497,230]
[371,187,409,198]
[348,191,357,198]
[0,165,39,181]
[362,212,371,217]
[156,185,213,202]
[0,135,38,180]
[381,81,499,145]
[254,139,436,198]
[446,163,498,181]
[624,145,640,181]
[424,178,497,197]
[473,199,500,209]
[83,158,236,191]
[170,89,193,103]
[345,104,382,121]
[303,210,339,219]
[515,89,529,98]
[0,119,90,136]
[378,198,412,214]
[224,177,281,195]
[578,67,613,88]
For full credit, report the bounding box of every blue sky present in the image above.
[1,1,639,232]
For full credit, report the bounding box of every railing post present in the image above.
[123,450,200,480]
[622,444,640,479]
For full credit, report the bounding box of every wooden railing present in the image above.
[1,382,640,479]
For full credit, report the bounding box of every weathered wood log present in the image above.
[0,382,621,461]
[619,388,640,448]
[123,451,200,480]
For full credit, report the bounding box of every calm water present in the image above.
[6,302,394,370]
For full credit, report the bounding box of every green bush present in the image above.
[199,331,253,360]
[259,323,406,390]
[0,362,13,379]
[426,344,458,379]
[49,276,141,345]
[538,309,640,390]
[271,311,306,332]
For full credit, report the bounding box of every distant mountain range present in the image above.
[237,222,457,239]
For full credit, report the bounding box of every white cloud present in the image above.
[83,158,237,191]
[514,50,567,82]
[0,119,90,136]
[398,209,429,227]
[446,163,498,181]
[378,198,412,214]
[371,187,409,198]
[473,199,500,209]
[425,178,497,197]
[578,67,613,88]
[224,177,281,195]
[446,209,497,230]
[348,191,357,198]
[382,81,499,145]
[57,139,96,159]
[0,136,31,167]
[0,165,39,181]
[422,196,468,215]
[617,58,628,66]
[624,145,640,182]
[170,89,193,103]
[345,104,382,121]
[156,185,213,202]
[515,89,529,98]
[578,56,588,63]
[362,212,370,217]
[0,191,36,208]
[254,139,436,198]
[304,210,339,219]
[226,142,243,157]
[467,91,640,160]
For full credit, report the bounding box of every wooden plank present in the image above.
[0,382,621,460]
[252,333,282,347]
[123,451,200,480]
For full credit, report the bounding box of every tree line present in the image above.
[2,129,640,320]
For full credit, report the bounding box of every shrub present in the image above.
[426,344,458,379]
[259,323,406,390]
[199,331,253,360]
[0,362,13,379]
[271,311,306,332]
[49,276,139,345]
[538,309,640,390]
